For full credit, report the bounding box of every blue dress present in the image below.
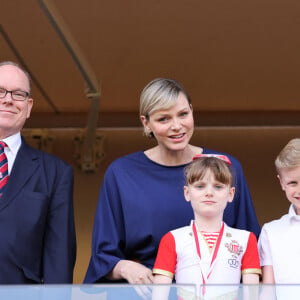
[84,148,260,283]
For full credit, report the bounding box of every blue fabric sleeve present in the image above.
[84,165,125,283]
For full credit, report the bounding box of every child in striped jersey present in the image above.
[152,155,261,299]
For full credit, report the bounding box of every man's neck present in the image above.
[0,130,19,140]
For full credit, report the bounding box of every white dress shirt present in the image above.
[2,132,22,175]
[258,204,300,284]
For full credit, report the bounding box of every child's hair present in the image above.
[185,155,233,186]
[275,138,300,173]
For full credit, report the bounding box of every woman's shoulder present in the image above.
[101,152,147,183]
[105,150,187,184]
[107,150,170,172]
[111,151,144,162]
[107,151,146,169]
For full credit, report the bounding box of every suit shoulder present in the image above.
[26,143,72,170]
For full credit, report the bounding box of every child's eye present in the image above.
[196,185,204,189]
[288,181,298,186]
[215,184,224,189]
[179,111,188,117]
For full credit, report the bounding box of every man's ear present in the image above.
[277,174,285,191]
[26,97,34,119]
[184,185,190,202]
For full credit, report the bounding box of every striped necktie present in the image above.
[0,141,9,197]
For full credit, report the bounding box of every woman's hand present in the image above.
[108,260,154,299]
[111,260,154,284]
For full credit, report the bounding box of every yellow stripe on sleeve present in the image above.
[152,268,174,279]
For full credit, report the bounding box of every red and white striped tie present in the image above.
[0,141,9,197]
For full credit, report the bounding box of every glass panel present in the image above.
[0,284,299,300]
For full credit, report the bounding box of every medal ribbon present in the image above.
[192,221,224,294]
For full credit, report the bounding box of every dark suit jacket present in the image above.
[0,138,76,284]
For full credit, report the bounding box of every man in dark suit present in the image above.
[0,61,76,283]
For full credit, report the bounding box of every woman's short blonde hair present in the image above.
[140,78,191,118]
[185,157,233,187]
[140,78,191,137]
[275,138,300,173]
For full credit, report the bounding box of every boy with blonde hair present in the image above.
[258,138,300,283]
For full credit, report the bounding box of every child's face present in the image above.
[278,166,300,215]
[184,169,235,220]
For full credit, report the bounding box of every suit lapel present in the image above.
[0,139,40,211]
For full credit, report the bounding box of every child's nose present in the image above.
[205,186,213,196]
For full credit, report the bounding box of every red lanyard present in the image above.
[192,221,224,288]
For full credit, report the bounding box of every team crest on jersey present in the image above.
[225,240,243,269]
[225,240,243,256]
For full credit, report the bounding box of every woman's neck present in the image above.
[145,144,203,166]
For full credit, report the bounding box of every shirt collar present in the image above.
[288,204,300,222]
[2,132,22,155]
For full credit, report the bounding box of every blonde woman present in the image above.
[84,78,260,286]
